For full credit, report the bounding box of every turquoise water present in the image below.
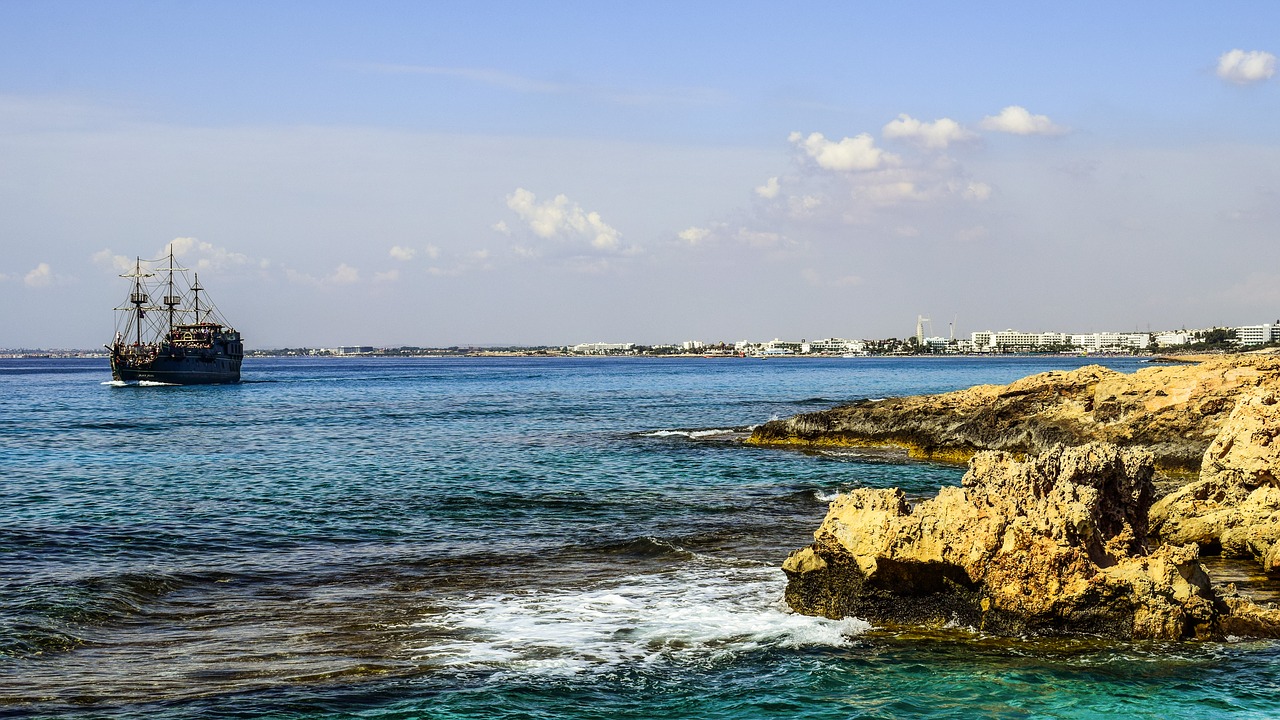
[2,355,1279,718]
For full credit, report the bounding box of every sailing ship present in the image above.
[107,246,243,384]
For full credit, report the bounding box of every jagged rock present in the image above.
[748,356,1280,472]
[1150,390,1280,569]
[783,443,1280,639]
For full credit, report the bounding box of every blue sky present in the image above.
[2,2,1279,347]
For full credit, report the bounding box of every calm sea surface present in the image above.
[2,355,1279,719]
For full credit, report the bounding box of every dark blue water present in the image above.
[3,355,1278,718]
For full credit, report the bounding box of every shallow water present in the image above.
[3,355,1279,718]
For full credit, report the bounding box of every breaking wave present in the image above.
[640,428,738,439]
[407,560,868,678]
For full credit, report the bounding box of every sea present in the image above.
[3,355,1279,719]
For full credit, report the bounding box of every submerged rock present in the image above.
[748,356,1280,472]
[783,443,1280,639]
[1150,390,1280,570]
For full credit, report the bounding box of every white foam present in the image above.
[101,380,129,386]
[641,428,735,439]
[407,560,868,678]
[138,380,177,386]
[813,489,843,503]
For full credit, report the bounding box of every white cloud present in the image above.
[492,220,511,235]
[678,226,711,244]
[961,181,992,201]
[329,263,360,285]
[505,188,622,251]
[787,194,823,216]
[882,114,976,149]
[167,237,263,272]
[1217,49,1276,85]
[92,249,135,273]
[979,106,1066,136]
[24,263,54,287]
[389,245,417,261]
[755,177,781,198]
[789,131,898,171]
[374,269,400,283]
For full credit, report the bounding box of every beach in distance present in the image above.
[4,354,1280,719]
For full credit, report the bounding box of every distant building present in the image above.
[764,338,804,353]
[337,346,375,355]
[1154,332,1191,347]
[1237,323,1280,345]
[923,336,950,352]
[571,342,635,354]
[991,330,1041,351]
[1071,333,1150,352]
[969,329,1149,353]
[807,337,864,354]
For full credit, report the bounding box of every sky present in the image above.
[2,1,1279,348]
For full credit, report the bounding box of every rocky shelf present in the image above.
[770,355,1280,639]
[747,355,1280,473]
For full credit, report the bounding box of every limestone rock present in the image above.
[1150,390,1280,569]
[783,443,1278,639]
[749,356,1280,472]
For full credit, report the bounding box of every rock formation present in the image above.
[782,443,1280,639]
[1149,390,1280,569]
[748,355,1280,472]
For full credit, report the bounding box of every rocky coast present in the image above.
[767,354,1280,639]
[748,355,1280,471]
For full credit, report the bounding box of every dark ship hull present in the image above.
[110,346,242,384]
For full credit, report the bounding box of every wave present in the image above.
[2,570,197,658]
[813,489,844,503]
[100,379,179,388]
[405,560,869,678]
[583,535,701,562]
[639,428,738,440]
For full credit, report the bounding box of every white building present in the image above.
[807,337,865,354]
[570,342,635,354]
[991,330,1042,351]
[1154,332,1191,347]
[1237,324,1280,345]
[1071,333,1150,352]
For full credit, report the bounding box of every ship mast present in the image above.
[123,257,154,346]
[165,247,177,334]
[192,273,203,324]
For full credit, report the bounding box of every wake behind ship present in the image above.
[107,246,243,385]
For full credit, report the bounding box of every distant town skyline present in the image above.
[2,2,1279,347]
